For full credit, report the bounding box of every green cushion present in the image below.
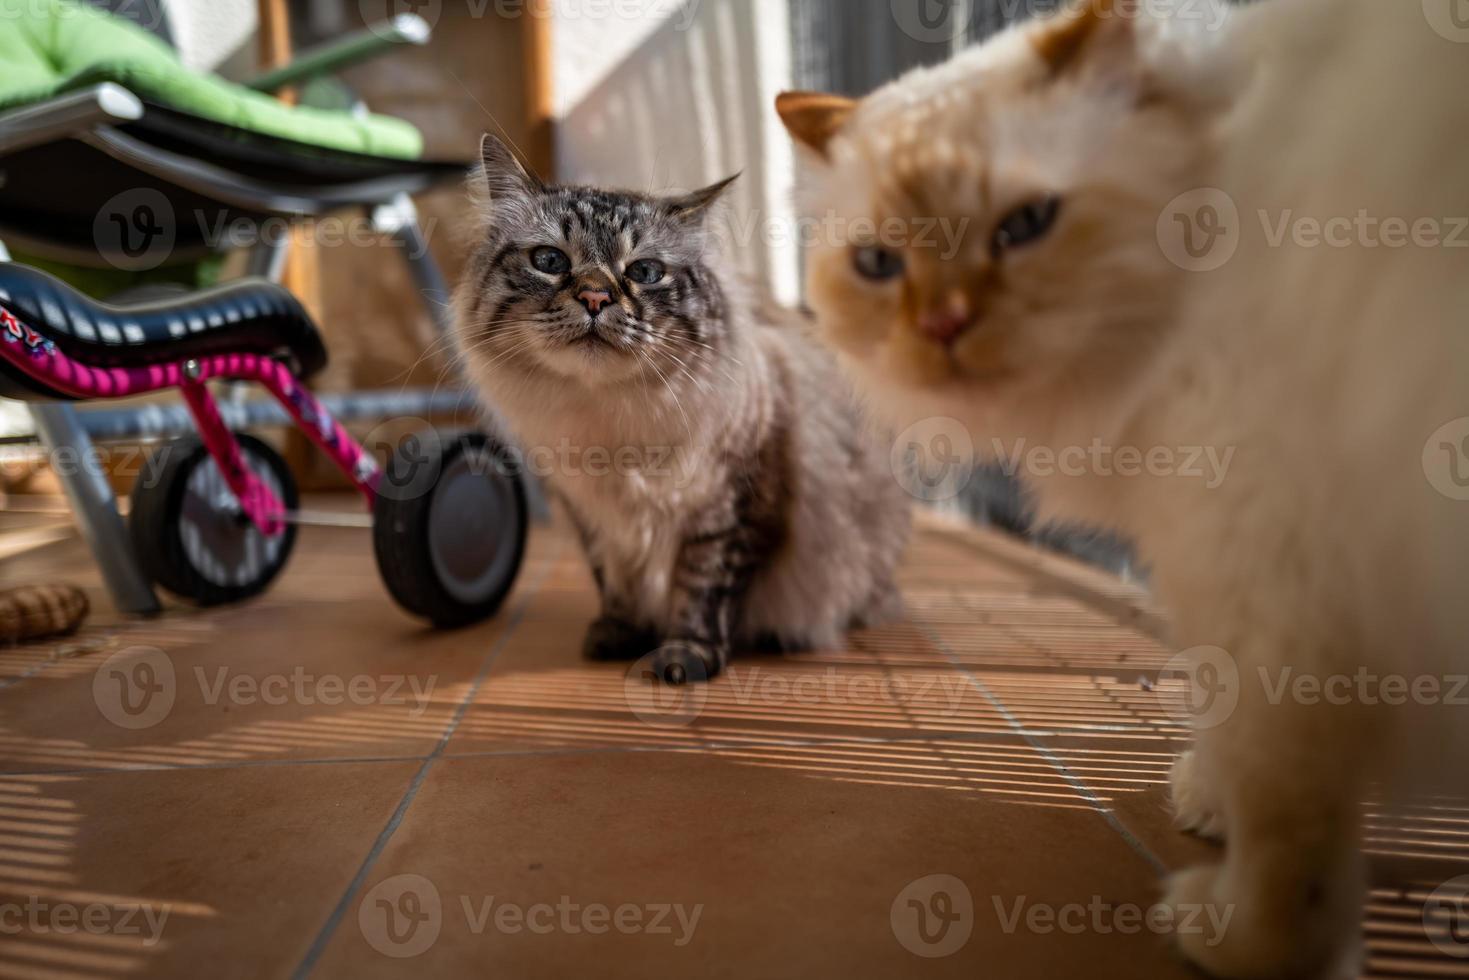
[0,0,423,159]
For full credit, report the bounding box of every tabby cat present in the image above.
[454,136,910,683]
[780,0,1469,975]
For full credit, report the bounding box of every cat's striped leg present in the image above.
[647,517,761,685]
[567,504,661,662]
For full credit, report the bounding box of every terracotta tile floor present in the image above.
[0,501,1465,979]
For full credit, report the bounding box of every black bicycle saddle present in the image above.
[0,263,327,401]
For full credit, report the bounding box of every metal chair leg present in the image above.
[28,403,161,615]
[383,196,552,522]
[381,193,453,335]
[3,236,159,612]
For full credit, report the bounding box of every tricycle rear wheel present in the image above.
[372,432,527,628]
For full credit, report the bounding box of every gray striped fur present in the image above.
[452,137,910,682]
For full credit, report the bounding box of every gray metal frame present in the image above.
[79,123,450,216]
[0,83,143,154]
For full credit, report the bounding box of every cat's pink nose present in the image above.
[916,308,972,347]
[578,289,613,315]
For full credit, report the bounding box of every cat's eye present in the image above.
[993,196,1062,253]
[625,259,665,285]
[852,246,904,281]
[529,246,571,275]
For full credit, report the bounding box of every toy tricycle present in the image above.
[0,262,527,627]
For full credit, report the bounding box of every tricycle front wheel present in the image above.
[128,434,298,606]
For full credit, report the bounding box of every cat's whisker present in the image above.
[437,325,543,384]
[467,334,549,375]
[384,321,479,391]
[650,338,741,389]
[685,337,746,371]
[634,345,695,444]
[658,351,717,399]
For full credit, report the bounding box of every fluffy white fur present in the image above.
[782,0,1469,975]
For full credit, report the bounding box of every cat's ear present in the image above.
[667,174,741,220]
[776,91,858,160]
[1032,0,1141,85]
[477,134,544,201]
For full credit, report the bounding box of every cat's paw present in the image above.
[1163,865,1249,978]
[1170,750,1226,841]
[646,640,728,685]
[1162,865,1360,980]
[582,616,659,662]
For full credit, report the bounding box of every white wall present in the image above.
[163,0,258,73]
[550,0,800,304]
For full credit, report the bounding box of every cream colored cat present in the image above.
[780,0,1469,976]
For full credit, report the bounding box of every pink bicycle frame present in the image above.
[1,304,380,537]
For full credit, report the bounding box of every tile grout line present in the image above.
[912,609,1171,878]
[289,542,564,980]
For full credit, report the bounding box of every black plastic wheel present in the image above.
[372,431,528,628]
[129,435,298,606]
